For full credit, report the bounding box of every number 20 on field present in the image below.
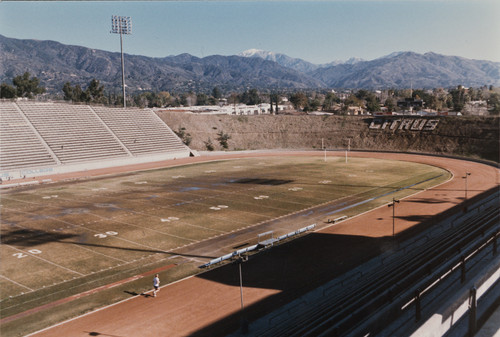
[12,249,42,259]
[11,231,118,258]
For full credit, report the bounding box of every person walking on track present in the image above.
[153,274,160,297]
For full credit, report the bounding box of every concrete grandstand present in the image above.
[0,101,192,182]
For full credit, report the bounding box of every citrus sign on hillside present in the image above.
[369,118,439,131]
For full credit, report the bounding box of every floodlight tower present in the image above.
[111,15,132,108]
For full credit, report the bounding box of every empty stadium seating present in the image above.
[91,106,187,155]
[0,102,57,171]
[16,102,130,164]
[0,101,190,179]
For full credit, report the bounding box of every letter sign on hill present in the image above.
[369,118,439,131]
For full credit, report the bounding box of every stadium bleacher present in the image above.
[0,101,190,180]
[91,106,187,155]
[0,102,58,171]
[16,102,130,164]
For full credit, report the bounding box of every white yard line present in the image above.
[72,243,127,263]
[5,244,84,276]
[0,274,34,292]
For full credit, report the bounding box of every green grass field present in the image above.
[0,155,450,336]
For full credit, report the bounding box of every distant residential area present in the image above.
[3,73,498,117]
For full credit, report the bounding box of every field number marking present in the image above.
[13,249,42,258]
[210,205,229,211]
[6,244,83,276]
[161,217,179,222]
[94,231,118,239]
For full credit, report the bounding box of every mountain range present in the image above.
[238,49,364,73]
[1,35,499,94]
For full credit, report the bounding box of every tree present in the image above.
[63,79,104,104]
[306,97,321,112]
[248,89,261,105]
[322,92,340,111]
[365,95,380,112]
[344,94,362,107]
[179,94,189,106]
[487,92,500,115]
[212,86,222,99]
[228,93,239,105]
[354,89,371,101]
[0,83,17,98]
[174,127,192,146]
[204,138,215,151]
[62,82,84,102]
[157,91,172,107]
[12,72,45,98]
[240,89,261,105]
[216,131,231,149]
[449,86,468,112]
[384,97,396,113]
[86,79,105,103]
[289,92,308,110]
[196,93,208,105]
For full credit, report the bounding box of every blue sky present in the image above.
[1,1,499,64]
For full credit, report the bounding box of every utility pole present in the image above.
[463,172,471,200]
[388,197,400,237]
[111,15,132,108]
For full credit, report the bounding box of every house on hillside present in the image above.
[347,106,367,115]
[159,103,288,115]
[464,100,488,116]
[397,97,424,114]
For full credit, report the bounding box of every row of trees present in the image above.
[0,72,45,98]
[288,87,500,115]
[62,79,106,104]
[2,72,499,115]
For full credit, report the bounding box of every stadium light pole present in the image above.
[111,15,132,108]
[388,197,400,237]
[463,172,471,200]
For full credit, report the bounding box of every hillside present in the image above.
[157,113,499,163]
[310,52,500,88]
[0,35,322,93]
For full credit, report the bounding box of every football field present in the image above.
[0,155,450,327]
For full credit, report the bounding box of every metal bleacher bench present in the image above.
[327,215,348,224]
[257,230,278,247]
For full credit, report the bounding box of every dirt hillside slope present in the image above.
[157,112,499,163]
